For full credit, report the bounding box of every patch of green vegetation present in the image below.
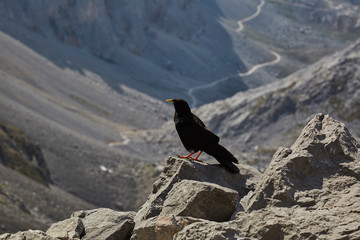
[0,127,7,139]
[0,121,48,185]
[0,121,28,150]
[70,94,110,116]
[0,182,8,200]
[2,147,46,185]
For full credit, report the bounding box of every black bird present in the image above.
[166,98,239,173]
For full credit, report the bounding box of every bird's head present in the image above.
[166,99,191,114]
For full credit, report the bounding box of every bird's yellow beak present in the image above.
[166,99,174,103]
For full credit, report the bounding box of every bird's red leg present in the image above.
[178,152,196,159]
[191,151,203,162]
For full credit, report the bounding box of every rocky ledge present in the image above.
[1,114,359,240]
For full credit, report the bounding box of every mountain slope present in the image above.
[0,121,51,186]
[0,30,166,211]
[0,164,95,234]
[0,0,359,106]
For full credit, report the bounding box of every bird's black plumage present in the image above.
[166,98,239,173]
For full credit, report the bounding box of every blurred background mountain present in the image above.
[0,0,359,233]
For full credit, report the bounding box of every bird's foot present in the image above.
[177,155,203,162]
[178,154,194,160]
[189,157,203,162]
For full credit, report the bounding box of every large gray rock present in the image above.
[133,216,203,240]
[161,180,238,222]
[134,156,261,223]
[231,114,360,239]
[0,230,58,240]
[46,217,84,240]
[174,221,248,240]
[245,113,360,211]
[44,208,135,240]
[72,208,135,240]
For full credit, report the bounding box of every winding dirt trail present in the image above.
[187,0,281,107]
[236,0,265,32]
[238,50,280,77]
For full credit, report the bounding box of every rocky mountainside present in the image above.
[1,114,359,239]
[0,29,165,215]
[0,0,359,105]
[0,164,95,235]
[282,0,360,33]
[0,122,95,233]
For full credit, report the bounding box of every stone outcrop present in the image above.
[245,113,360,211]
[133,216,203,240]
[130,156,260,239]
[46,217,84,239]
[161,180,238,222]
[0,230,58,240]
[231,113,360,239]
[0,208,135,240]
[173,221,246,240]
[1,114,359,239]
[134,155,260,224]
[71,209,135,240]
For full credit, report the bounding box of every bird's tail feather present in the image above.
[205,144,240,173]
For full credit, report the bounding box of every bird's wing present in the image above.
[177,120,220,150]
[193,114,220,144]
[193,114,206,128]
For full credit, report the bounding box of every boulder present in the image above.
[245,113,360,211]
[134,156,261,223]
[0,230,58,240]
[46,217,84,240]
[161,180,238,222]
[174,221,248,240]
[44,208,135,240]
[133,215,203,240]
[71,208,135,240]
[232,114,360,239]
[233,204,360,239]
